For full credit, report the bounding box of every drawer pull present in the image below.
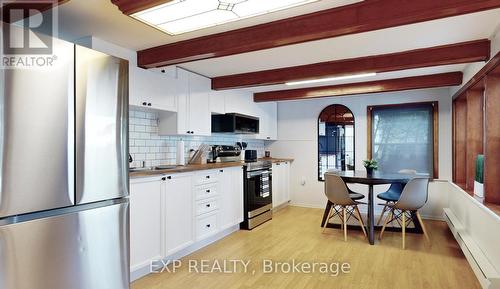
[206,204,211,207]
[206,189,211,193]
[206,224,211,228]
[206,175,210,179]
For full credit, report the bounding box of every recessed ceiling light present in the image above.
[285,73,377,86]
[132,0,320,35]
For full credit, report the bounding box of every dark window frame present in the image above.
[367,101,439,179]
[317,104,356,182]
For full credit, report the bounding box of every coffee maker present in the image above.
[208,145,242,163]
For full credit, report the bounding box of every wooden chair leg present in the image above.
[354,206,367,238]
[416,211,430,243]
[322,206,334,233]
[343,207,347,242]
[376,203,388,226]
[379,208,393,240]
[402,210,406,250]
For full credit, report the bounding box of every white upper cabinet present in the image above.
[257,102,278,140]
[158,69,211,136]
[129,66,177,112]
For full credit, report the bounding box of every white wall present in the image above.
[266,88,452,219]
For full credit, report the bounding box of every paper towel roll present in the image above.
[176,140,185,165]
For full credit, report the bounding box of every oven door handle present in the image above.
[246,170,271,178]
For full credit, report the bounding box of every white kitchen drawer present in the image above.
[195,198,218,216]
[194,170,218,186]
[195,183,218,200]
[196,211,218,240]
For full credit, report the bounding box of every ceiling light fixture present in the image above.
[285,73,377,86]
[131,0,319,35]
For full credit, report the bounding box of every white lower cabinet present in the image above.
[163,173,194,256]
[130,166,245,278]
[272,161,291,208]
[218,167,244,230]
[130,177,163,272]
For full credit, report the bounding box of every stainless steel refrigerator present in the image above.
[0,34,130,289]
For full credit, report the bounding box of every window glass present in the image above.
[318,104,355,181]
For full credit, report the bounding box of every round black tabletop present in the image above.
[326,170,414,185]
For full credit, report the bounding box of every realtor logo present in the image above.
[1,0,58,68]
[1,0,56,54]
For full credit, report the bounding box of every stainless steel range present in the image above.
[241,160,273,229]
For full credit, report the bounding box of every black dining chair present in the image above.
[376,169,417,226]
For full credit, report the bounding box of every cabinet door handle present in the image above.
[142,102,147,106]
[206,175,210,179]
[206,204,211,208]
[219,169,223,173]
[161,177,166,181]
[147,103,152,106]
[267,137,270,140]
[206,189,211,193]
[167,176,172,180]
[206,224,211,228]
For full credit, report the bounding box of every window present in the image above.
[318,104,355,181]
[367,102,438,178]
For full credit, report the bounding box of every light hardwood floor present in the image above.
[132,206,480,289]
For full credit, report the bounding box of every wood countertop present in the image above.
[130,158,293,178]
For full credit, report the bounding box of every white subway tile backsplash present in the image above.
[128,109,266,167]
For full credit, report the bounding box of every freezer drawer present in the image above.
[0,202,129,289]
[0,35,75,218]
[75,45,129,204]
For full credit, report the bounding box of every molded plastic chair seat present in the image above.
[349,192,365,201]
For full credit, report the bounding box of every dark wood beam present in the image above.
[111,0,174,15]
[213,40,490,90]
[137,0,500,68]
[1,0,68,23]
[452,50,500,99]
[253,72,463,102]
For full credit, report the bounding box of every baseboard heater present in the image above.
[443,208,500,289]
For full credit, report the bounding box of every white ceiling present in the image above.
[53,0,360,50]
[178,9,500,77]
[50,1,500,94]
[246,63,470,93]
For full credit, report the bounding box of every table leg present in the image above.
[321,201,333,227]
[368,185,375,245]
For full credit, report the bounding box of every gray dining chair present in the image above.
[323,173,367,241]
[376,169,417,226]
[379,177,430,249]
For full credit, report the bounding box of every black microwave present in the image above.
[211,113,259,134]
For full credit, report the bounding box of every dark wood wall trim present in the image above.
[367,101,439,179]
[213,40,490,90]
[484,70,500,204]
[137,0,500,67]
[111,0,174,15]
[466,89,484,192]
[453,97,467,187]
[452,50,500,99]
[253,72,463,102]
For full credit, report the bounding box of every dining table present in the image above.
[321,170,424,245]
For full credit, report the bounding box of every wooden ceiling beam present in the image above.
[253,72,463,102]
[111,0,174,15]
[137,0,500,68]
[213,40,490,90]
